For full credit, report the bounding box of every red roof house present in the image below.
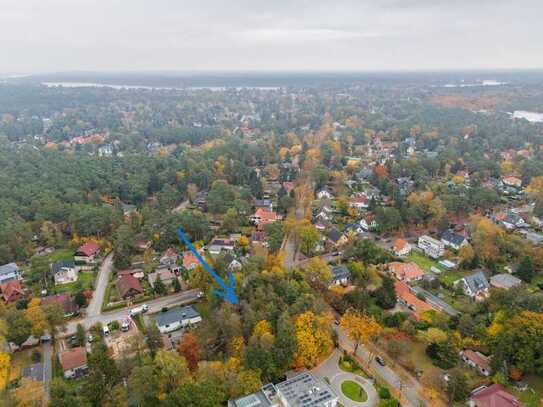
[470,384,524,407]
[41,293,78,317]
[251,208,279,226]
[59,347,88,379]
[183,252,200,270]
[0,280,24,303]
[393,239,412,257]
[388,262,425,283]
[116,274,144,299]
[75,241,100,263]
[395,281,433,314]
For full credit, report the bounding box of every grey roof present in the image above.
[229,390,271,407]
[0,262,19,276]
[22,363,44,381]
[50,260,75,274]
[155,306,200,327]
[441,230,467,246]
[411,286,460,317]
[331,265,351,282]
[463,272,490,293]
[275,372,337,407]
[490,273,522,289]
[327,229,342,243]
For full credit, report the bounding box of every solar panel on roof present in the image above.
[236,394,262,407]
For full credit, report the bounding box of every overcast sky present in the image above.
[1,0,542,73]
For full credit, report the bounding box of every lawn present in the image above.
[55,271,95,294]
[407,252,444,273]
[341,380,368,402]
[339,356,368,378]
[48,248,75,262]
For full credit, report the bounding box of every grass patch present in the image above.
[341,380,368,402]
[339,355,368,378]
[48,248,75,262]
[407,252,443,273]
[54,271,95,294]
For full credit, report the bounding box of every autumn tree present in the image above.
[340,309,382,355]
[177,332,201,372]
[304,257,332,287]
[294,311,333,368]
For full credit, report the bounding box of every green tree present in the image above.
[446,369,469,402]
[516,256,534,283]
[6,309,31,346]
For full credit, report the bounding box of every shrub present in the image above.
[31,350,41,363]
[378,386,391,399]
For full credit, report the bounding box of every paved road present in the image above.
[335,327,424,407]
[64,289,201,335]
[313,349,378,407]
[86,252,114,318]
[42,341,53,402]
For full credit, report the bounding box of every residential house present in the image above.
[22,363,45,382]
[490,273,522,290]
[275,372,338,407]
[116,274,144,299]
[329,265,351,287]
[208,238,236,255]
[0,262,21,284]
[395,281,431,314]
[118,269,145,279]
[251,208,279,226]
[393,239,412,257]
[388,262,425,283]
[317,189,333,200]
[441,230,468,251]
[348,195,369,210]
[74,241,100,263]
[468,384,524,407]
[50,261,78,285]
[502,176,522,189]
[148,268,177,288]
[59,347,88,379]
[254,199,273,211]
[155,305,202,333]
[410,286,460,317]
[455,271,490,300]
[461,350,492,376]
[418,235,445,259]
[0,280,24,303]
[359,214,377,231]
[250,231,268,247]
[41,294,78,317]
[183,252,200,270]
[326,229,348,248]
[160,248,178,267]
[224,254,242,272]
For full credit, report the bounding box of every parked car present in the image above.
[102,325,110,336]
[375,356,385,366]
[87,334,94,343]
[121,320,130,332]
[129,304,149,316]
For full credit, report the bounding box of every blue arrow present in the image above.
[176,228,238,305]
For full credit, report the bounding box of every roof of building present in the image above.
[389,262,425,281]
[76,241,100,257]
[393,239,410,252]
[116,274,144,298]
[183,252,200,269]
[441,230,467,246]
[50,260,75,274]
[471,384,524,407]
[22,362,44,381]
[490,273,522,289]
[462,349,491,371]
[395,281,433,313]
[229,390,272,407]
[161,248,178,260]
[0,262,19,276]
[275,372,337,407]
[148,268,176,286]
[331,265,351,282]
[462,271,490,293]
[59,347,87,371]
[41,293,77,315]
[254,208,278,221]
[0,280,24,302]
[156,305,200,327]
[327,229,342,243]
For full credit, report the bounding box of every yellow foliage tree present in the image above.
[238,235,249,247]
[0,352,10,390]
[295,311,333,368]
[340,309,382,354]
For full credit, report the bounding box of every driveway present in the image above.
[86,252,114,318]
[313,349,378,407]
[42,341,53,402]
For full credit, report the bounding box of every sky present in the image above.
[1,0,542,73]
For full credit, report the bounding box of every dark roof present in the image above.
[331,265,351,282]
[22,363,44,381]
[327,229,342,243]
[116,274,144,298]
[463,271,490,293]
[441,230,467,246]
[50,260,75,274]
[156,305,200,327]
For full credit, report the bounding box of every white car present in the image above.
[121,320,130,332]
[129,304,149,316]
[102,325,110,336]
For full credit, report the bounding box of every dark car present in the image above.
[375,356,385,366]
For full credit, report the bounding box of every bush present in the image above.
[378,399,400,407]
[378,386,391,399]
[109,320,120,330]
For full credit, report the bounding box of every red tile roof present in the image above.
[462,349,491,372]
[254,208,278,222]
[0,280,24,303]
[59,347,87,371]
[395,281,433,313]
[389,262,425,282]
[471,384,524,407]
[393,239,409,252]
[183,252,200,269]
[76,241,100,257]
[41,293,78,315]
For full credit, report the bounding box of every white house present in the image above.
[418,235,445,259]
[317,189,333,200]
[359,215,377,231]
[348,195,369,209]
[455,272,490,300]
[393,239,412,257]
[51,261,78,285]
[155,306,202,334]
[0,263,21,284]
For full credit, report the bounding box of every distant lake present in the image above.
[42,81,280,91]
[443,79,507,88]
[512,110,543,123]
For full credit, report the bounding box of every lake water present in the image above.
[512,110,543,123]
[42,82,280,91]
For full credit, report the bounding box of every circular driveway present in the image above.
[331,372,378,407]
